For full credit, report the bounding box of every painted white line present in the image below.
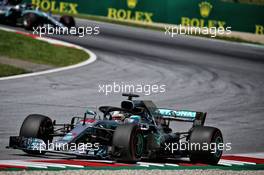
[138,164,149,167]
[74,159,116,164]
[217,161,232,167]
[30,162,84,168]
[234,152,264,159]
[0,160,84,168]
[25,161,66,168]
[26,161,84,168]
[220,159,256,165]
[0,26,18,33]
[219,160,244,166]
[137,162,164,167]
[164,163,179,167]
[232,160,256,165]
[0,27,97,81]
[34,164,64,168]
[0,161,48,169]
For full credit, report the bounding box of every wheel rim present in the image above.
[214,136,223,158]
[135,134,144,158]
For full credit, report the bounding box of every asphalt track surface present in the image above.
[0,18,264,160]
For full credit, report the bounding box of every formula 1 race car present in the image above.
[0,0,75,30]
[7,94,224,165]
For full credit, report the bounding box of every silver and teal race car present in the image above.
[0,0,75,30]
[7,94,224,165]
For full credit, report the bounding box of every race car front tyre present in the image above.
[189,126,223,165]
[112,124,144,162]
[19,114,54,155]
[23,13,39,30]
[59,15,75,28]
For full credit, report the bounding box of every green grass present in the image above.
[0,30,89,67]
[0,63,28,77]
[62,12,263,45]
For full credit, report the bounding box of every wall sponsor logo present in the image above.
[31,0,78,14]
[199,1,213,18]
[181,17,226,28]
[255,24,264,35]
[107,0,153,23]
[127,0,138,9]
[27,0,262,34]
[181,1,227,29]
[107,8,153,22]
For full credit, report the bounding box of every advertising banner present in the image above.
[25,0,264,34]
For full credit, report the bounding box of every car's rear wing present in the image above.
[157,108,206,126]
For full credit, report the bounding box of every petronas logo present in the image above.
[199,1,213,18]
[127,0,138,9]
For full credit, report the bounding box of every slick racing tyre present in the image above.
[23,13,39,30]
[189,126,223,165]
[19,114,54,154]
[112,124,144,162]
[59,15,75,28]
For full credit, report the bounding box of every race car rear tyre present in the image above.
[19,114,54,154]
[59,15,75,28]
[189,126,223,165]
[23,13,39,30]
[112,124,144,162]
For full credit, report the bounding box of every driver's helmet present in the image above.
[112,111,125,121]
